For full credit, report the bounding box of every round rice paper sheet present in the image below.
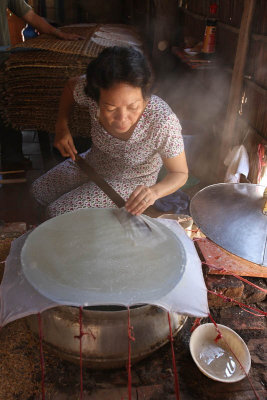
[21,208,186,306]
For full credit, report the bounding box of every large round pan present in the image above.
[190,183,267,266]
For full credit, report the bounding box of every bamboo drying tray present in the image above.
[0,24,143,135]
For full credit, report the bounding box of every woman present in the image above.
[32,46,188,218]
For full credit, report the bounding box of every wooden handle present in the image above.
[75,154,125,208]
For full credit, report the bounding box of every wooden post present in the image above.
[218,0,256,179]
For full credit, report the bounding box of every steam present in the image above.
[153,62,232,183]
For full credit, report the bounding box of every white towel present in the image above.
[224,145,249,183]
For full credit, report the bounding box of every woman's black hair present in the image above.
[84,46,153,102]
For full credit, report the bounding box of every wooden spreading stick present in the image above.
[74,154,162,218]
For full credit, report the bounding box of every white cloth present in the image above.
[0,212,209,327]
[224,145,249,183]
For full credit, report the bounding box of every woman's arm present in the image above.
[53,77,79,160]
[22,10,84,40]
[125,151,188,216]
[151,151,188,198]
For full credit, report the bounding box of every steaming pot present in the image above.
[27,305,187,369]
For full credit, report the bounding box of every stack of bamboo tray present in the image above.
[0,24,142,137]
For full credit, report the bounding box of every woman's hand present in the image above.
[54,123,77,161]
[125,185,158,216]
[125,152,188,216]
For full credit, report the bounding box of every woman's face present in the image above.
[98,83,146,136]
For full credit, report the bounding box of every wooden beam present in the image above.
[0,178,27,184]
[245,78,267,97]
[218,0,256,175]
[218,21,267,43]
[218,21,239,34]
[224,67,267,96]
[252,32,267,43]
[0,169,25,175]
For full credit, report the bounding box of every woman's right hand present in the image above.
[54,123,77,161]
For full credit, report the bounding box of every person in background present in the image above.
[0,0,84,170]
[32,46,188,218]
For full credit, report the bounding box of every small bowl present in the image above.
[184,48,198,56]
[189,323,251,383]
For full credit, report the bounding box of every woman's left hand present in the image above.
[125,185,157,216]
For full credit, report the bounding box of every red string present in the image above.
[127,307,135,400]
[74,307,86,400]
[202,261,267,294]
[257,143,266,183]
[73,308,96,400]
[230,274,267,294]
[167,312,180,400]
[207,290,267,316]
[238,305,266,317]
[79,307,84,400]
[201,261,225,273]
[38,313,45,400]
[190,318,202,333]
[208,313,260,400]
[185,228,199,233]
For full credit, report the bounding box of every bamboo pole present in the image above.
[218,0,256,179]
[0,170,25,175]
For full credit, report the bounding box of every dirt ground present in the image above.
[0,308,266,400]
